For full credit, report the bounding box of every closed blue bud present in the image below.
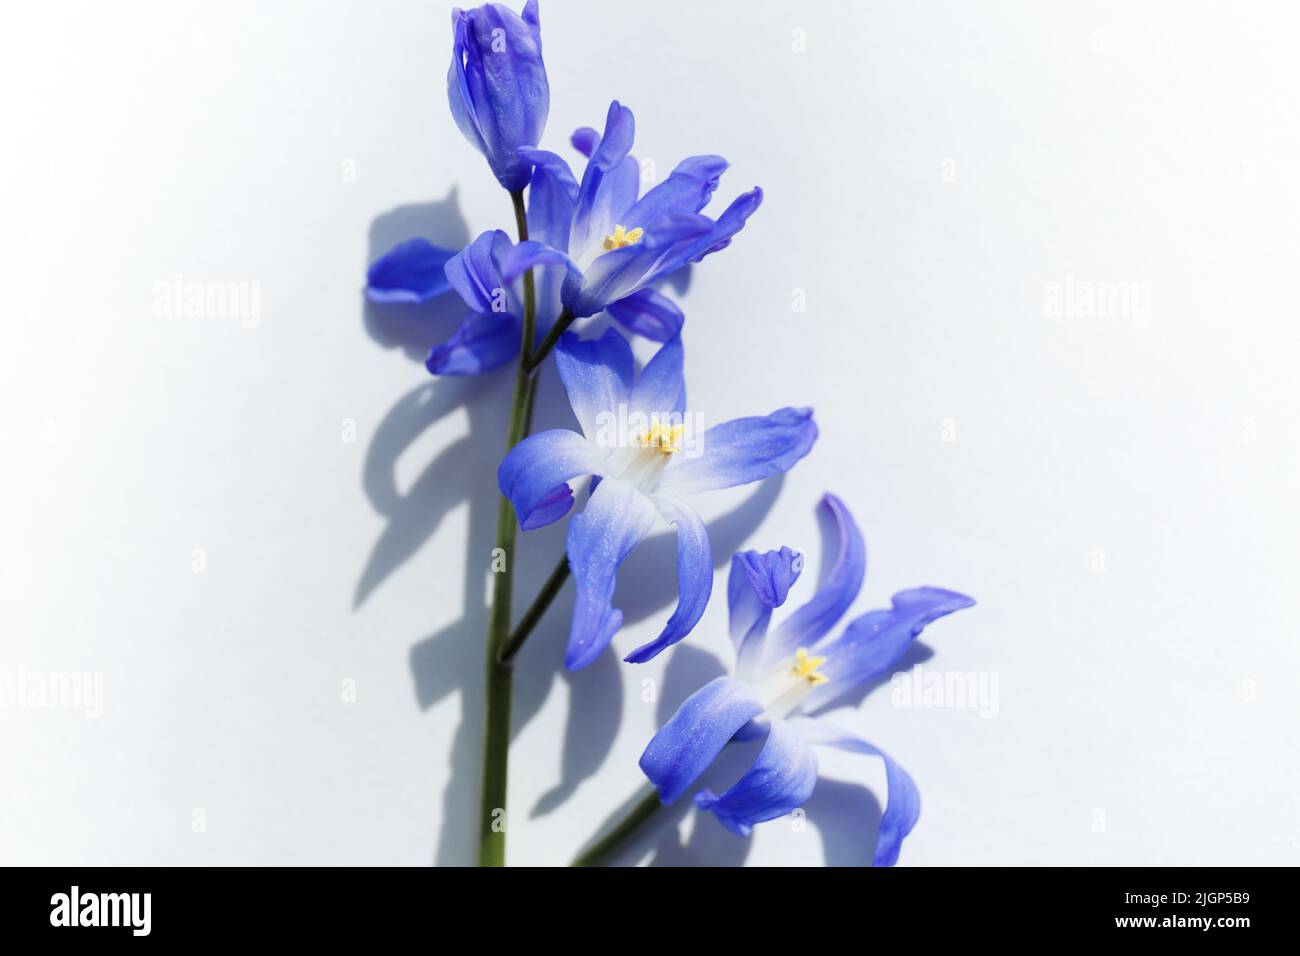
[448,1,549,192]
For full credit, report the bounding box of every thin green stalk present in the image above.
[524,308,575,372]
[571,786,666,867]
[498,554,570,664]
[477,190,540,867]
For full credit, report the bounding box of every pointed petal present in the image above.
[790,717,921,867]
[805,587,976,712]
[628,332,685,419]
[564,478,659,669]
[766,493,867,663]
[569,101,639,262]
[640,676,764,804]
[624,496,711,663]
[657,406,818,497]
[622,155,729,227]
[553,329,634,441]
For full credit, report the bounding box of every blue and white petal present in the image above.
[694,717,818,837]
[565,213,712,318]
[628,332,685,420]
[564,478,659,670]
[790,717,921,867]
[553,329,634,442]
[656,406,818,498]
[425,311,520,377]
[804,586,976,712]
[640,676,765,804]
[497,429,605,531]
[623,495,711,663]
[622,155,729,227]
[569,101,639,263]
[365,238,457,304]
[727,546,802,679]
[766,493,867,663]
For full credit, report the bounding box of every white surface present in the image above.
[3,0,1298,866]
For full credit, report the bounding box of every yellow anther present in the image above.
[636,421,686,454]
[602,224,644,251]
[790,647,829,685]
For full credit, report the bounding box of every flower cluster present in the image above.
[367,1,976,867]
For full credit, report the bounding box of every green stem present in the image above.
[571,786,666,867]
[477,190,540,867]
[524,308,575,373]
[498,554,570,664]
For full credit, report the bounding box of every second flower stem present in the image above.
[570,786,666,867]
[498,553,570,664]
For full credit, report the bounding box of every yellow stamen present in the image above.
[790,647,829,685]
[602,224,644,251]
[636,421,687,455]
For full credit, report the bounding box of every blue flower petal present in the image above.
[694,717,818,837]
[497,428,605,531]
[565,212,713,317]
[657,406,818,497]
[790,717,921,867]
[805,587,976,712]
[447,1,549,192]
[365,238,457,304]
[684,186,764,264]
[766,493,867,662]
[425,310,520,376]
[564,478,659,669]
[553,329,634,441]
[571,126,599,157]
[445,230,513,315]
[518,147,578,252]
[727,546,802,678]
[605,288,685,342]
[628,332,685,419]
[622,155,729,227]
[640,676,765,804]
[623,496,711,663]
[569,101,639,262]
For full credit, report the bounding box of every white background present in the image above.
[3,0,1298,866]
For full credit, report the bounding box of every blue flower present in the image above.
[497,329,817,669]
[448,1,549,192]
[497,101,763,319]
[639,494,975,866]
[365,152,687,375]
